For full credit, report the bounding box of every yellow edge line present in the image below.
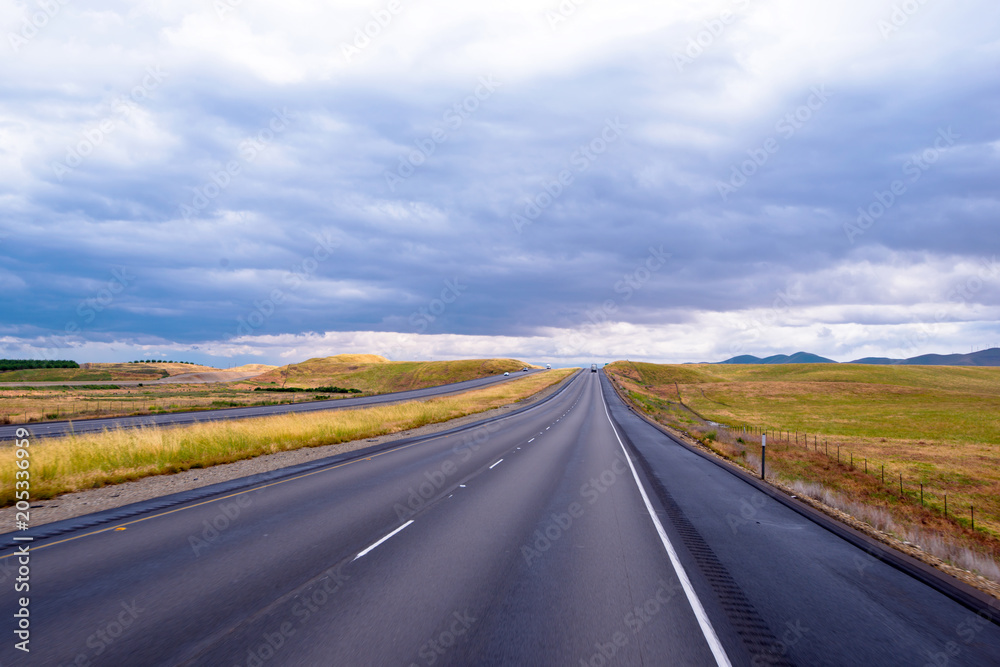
[1,433,441,558]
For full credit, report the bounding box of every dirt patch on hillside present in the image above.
[155,371,268,384]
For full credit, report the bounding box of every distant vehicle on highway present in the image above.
[591,364,597,372]
[522,367,528,372]
[503,372,509,376]
[546,364,551,369]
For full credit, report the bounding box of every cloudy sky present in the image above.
[2,0,998,366]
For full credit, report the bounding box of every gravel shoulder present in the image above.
[1,373,573,529]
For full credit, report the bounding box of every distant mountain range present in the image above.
[848,347,1000,366]
[715,348,1000,366]
[718,352,836,364]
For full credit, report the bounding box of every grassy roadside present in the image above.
[0,357,535,425]
[0,369,575,506]
[606,361,1000,584]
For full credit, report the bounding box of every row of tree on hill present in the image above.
[129,360,197,365]
[254,386,362,394]
[0,359,79,371]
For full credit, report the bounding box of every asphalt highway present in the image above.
[2,371,998,665]
[0,370,541,441]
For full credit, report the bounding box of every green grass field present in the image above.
[0,368,117,382]
[0,363,175,383]
[613,361,1000,444]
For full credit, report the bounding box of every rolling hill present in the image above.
[245,355,535,392]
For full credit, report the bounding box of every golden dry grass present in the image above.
[227,363,278,373]
[127,362,222,376]
[0,383,324,425]
[0,361,248,383]
[0,369,575,505]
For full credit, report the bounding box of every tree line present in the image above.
[129,360,197,365]
[0,359,79,371]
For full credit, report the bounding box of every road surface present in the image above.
[1,370,998,665]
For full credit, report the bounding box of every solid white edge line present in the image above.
[489,459,503,469]
[353,520,414,561]
[599,386,732,667]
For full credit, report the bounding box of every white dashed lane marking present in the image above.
[354,520,414,561]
